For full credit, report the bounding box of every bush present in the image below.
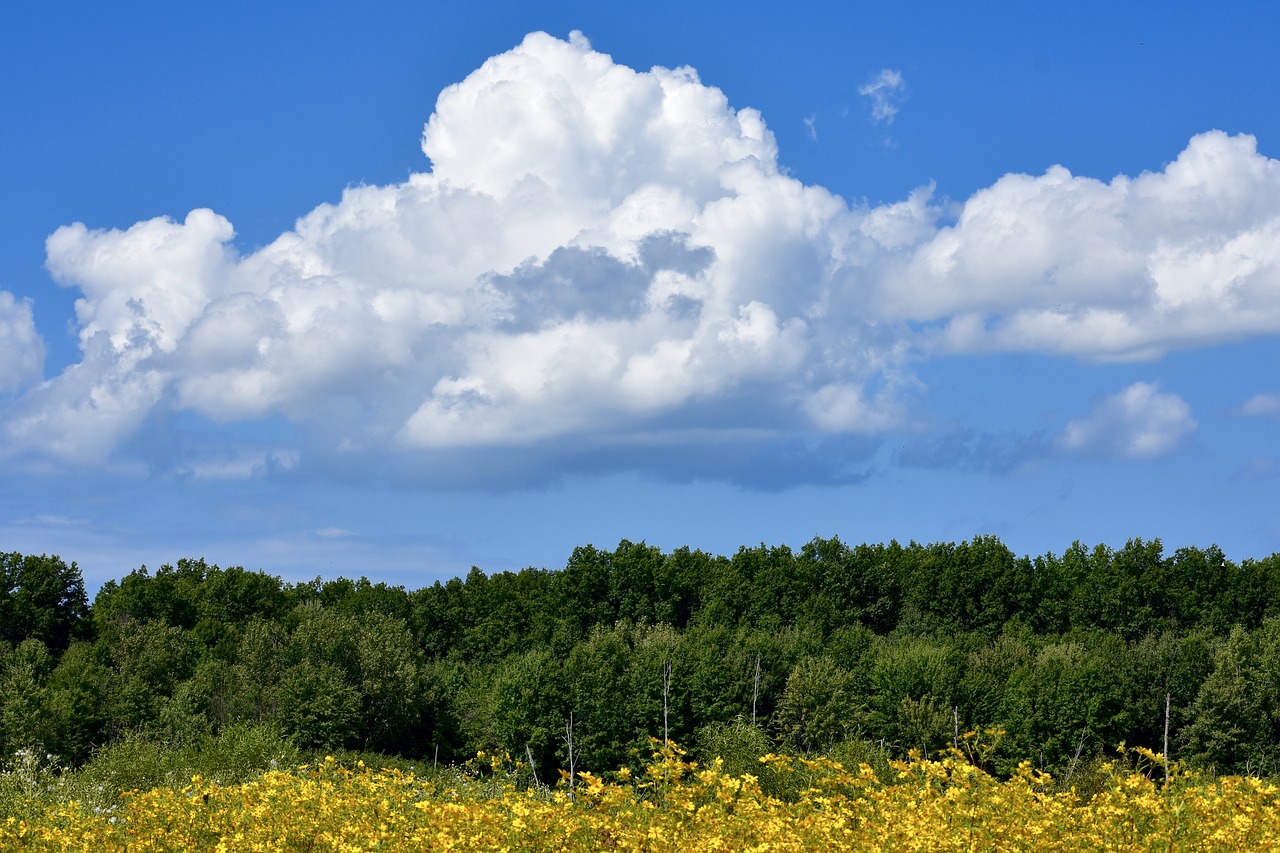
[0,723,302,820]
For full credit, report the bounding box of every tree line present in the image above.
[3,536,1280,779]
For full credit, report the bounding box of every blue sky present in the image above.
[2,2,1278,592]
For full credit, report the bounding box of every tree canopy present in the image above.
[3,536,1280,778]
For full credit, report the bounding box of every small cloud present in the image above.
[28,514,89,528]
[180,449,300,480]
[1241,393,1280,418]
[1059,382,1196,459]
[315,527,358,539]
[803,113,818,142]
[897,428,1050,475]
[858,69,906,124]
[1233,455,1277,482]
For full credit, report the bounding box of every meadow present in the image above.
[3,740,1280,851]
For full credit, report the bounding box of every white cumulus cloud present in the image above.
[0,291,44,393]
[889,131,1280,361]
[3,31,1279,487]
[8,31,892,479]
[1059,382,1196,459]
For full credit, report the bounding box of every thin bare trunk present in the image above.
[564,712,577,798]
[527,744,540,787]
[751,653,762,725]
[662,660,672,746]
[1163,692,1171,786]
[1062,725,1089,789]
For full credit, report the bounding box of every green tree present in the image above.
[226,617,288,724]
[563,625,637,772]
[277,660,362,750]
[1062,540,1162,638]
[900,537,1030,636]
[868,634,961,746]
[1180,623,1280,774]
[1142,546,1232,633]
[93,561,204,636]
[47,641,109,763]
[679,623,752,726]
[960,630,1036,730]
[0,638,55,756]
[353,612,424,754]
[282,604,424,754]
[160,656,230,743]
[628,623,686,746]
[1127,629,1214,757]
[1000,632,1134,774]
[1233,553,1280,625]
[733,543,802,632]
[652,546,711,628]
[773,655,867,755]
[483,648,565,776]
[104,619,198,736]
[0,553,89,652]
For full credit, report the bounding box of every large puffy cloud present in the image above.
[10,31,887,472]
[6,210,234,463]
[0,291,44,394]
[4,31,1279,482]
[889,131,1280,360]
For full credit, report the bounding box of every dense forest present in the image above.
[4,536,1280,782]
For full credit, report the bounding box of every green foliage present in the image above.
[868,634,959,746]
[47,641,108,763]
[105,619,198,735]
[999,632,1135,776]
[278,660,362,750]
[0,639,54,756]
[773,655,867,755]
[0,552,88,652]
[226,616,288,724]
[3,535,1280,781]
[1179,623,1280,774]
[93,560,289,658]
[352,612,426,754]
[0,722,300,821]
[564,625,638,771]
[900,537,1030,636]
[483,648,565,776]
[695,717,773,779]
[961,629,1036,729]
[678,624,752,724]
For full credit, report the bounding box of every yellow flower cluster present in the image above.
[3,746,1280,851]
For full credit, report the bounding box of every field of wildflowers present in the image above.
[3,741,1279,851]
